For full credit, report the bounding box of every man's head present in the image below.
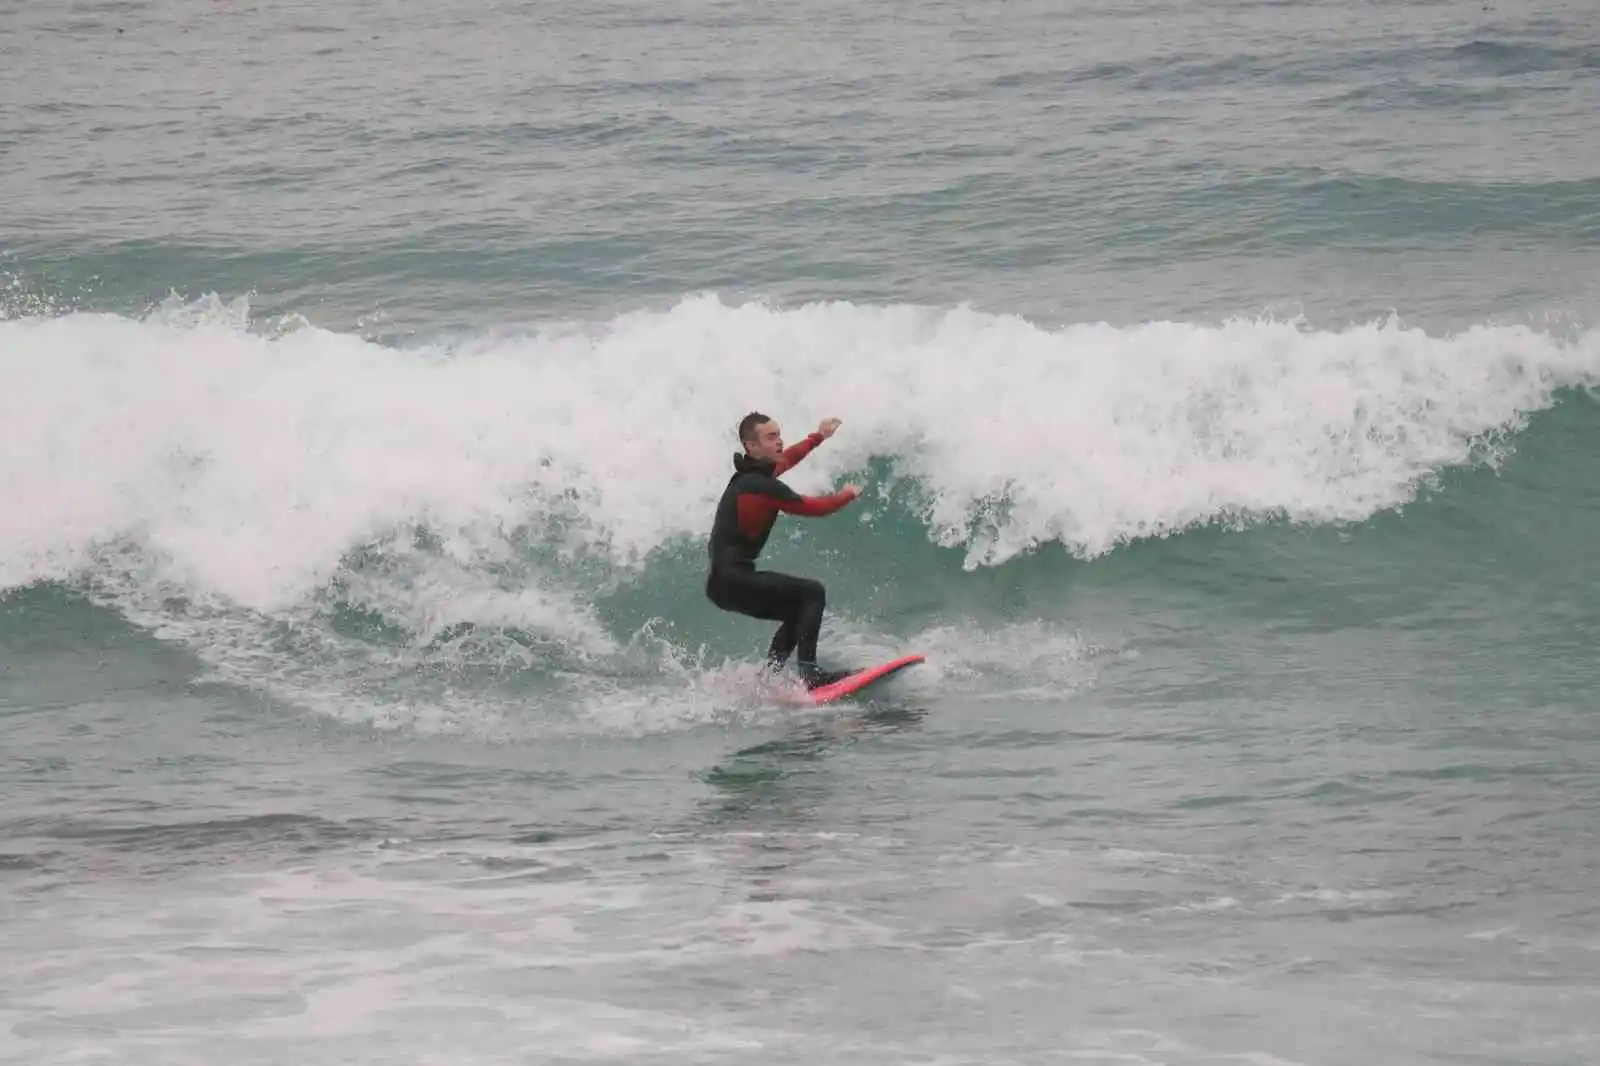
[738,411,784,462]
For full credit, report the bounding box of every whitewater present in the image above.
[7,295,1596,591]
[4,295,1595,739]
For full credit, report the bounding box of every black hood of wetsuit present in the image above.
[731,452,776,477]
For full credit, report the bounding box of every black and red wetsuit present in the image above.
[706,432,856,682]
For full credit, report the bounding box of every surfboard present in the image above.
[806,653,925,705]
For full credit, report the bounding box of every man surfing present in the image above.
[706,412,860,689]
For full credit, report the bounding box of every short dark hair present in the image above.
[737,411,771,445]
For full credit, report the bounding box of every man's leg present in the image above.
[766,619,798,670]
[708,568,801,667]
[787,577,826,683]
[708,569,831,684]
[750,573,832,687]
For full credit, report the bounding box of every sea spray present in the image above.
[3,293,1595,731]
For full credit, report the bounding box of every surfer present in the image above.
[706,412,860,689]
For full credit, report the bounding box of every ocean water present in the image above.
[5,0,1600,1062]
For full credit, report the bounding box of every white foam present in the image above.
[906,618,1109,698]
[7,294,1594,590]
[4,293,1595,726]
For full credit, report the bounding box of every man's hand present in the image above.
[840,484,862,499]
[817,417,842,439]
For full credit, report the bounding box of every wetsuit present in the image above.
[705,432,856,684]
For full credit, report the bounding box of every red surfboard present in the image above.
[806,653,925,705]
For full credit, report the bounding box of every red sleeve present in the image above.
[774,489,855,518]
[773,433,824,475]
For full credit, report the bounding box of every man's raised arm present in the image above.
[774,417,843,475]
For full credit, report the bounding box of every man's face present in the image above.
[745,420,784,462]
